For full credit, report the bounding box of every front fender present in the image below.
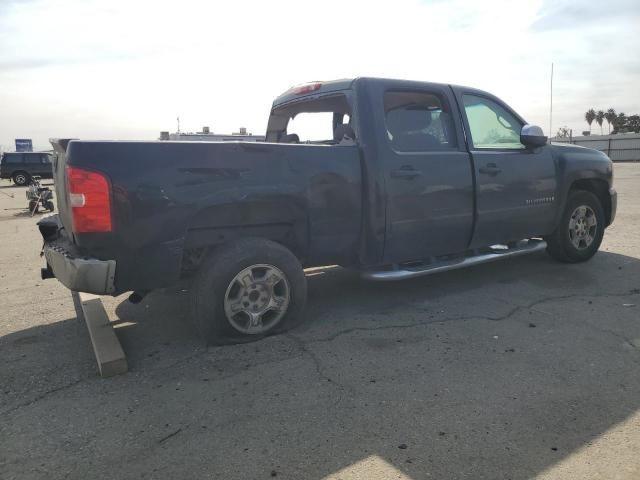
[550,143,614,229]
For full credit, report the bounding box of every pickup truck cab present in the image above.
[39,77,616,344]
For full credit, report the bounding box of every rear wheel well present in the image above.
[181,237,303,278]
[570,179,611,225]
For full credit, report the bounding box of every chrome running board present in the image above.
[361,239,547,281]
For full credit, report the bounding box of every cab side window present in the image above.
[384,91,457,152]
[463,95,524,150]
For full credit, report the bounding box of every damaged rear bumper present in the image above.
[43,242,116,295]
[38,215,116,295]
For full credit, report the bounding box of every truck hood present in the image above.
[549,141,610,160]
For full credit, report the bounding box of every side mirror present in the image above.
[521,124,547,148]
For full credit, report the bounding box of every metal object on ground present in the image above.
[362,239,548,281]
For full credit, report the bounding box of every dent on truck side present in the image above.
[183,179,307,257]
[179,142,362,268]
[550,142,614,228]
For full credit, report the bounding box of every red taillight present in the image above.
[66,166,112,233]
[291,82,322,95]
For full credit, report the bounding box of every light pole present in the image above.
[549,62,554,138]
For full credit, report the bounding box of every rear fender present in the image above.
[183,188,307,260]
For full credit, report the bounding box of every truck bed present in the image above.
[46,139,362,294]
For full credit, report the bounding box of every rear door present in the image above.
[455,91,558,247]
[378,83,474,263]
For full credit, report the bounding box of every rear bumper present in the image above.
[37,214,183,295]
[609,187,617,225]
[43,242,116,295]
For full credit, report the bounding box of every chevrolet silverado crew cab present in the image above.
[38,78,616,344]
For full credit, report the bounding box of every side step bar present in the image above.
[361,239,547,281]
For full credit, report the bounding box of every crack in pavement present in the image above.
[291,289,640,347]
[284,333,350,391]
[4,289,637,417]
[1,378,85,417]
[157,427,183,444]
[581,321,640,357]
[279,289,640,397]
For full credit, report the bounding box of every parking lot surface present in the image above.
[1,165,639,480]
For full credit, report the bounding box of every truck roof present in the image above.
[272,77,465,109]
[272,79,356,107]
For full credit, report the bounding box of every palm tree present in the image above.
[595,110,605,135]
[584,109,596,133]
[605,108,616,134]
[614,112,626,134]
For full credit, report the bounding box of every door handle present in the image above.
[479,163,502,175]
[391,167,423,179]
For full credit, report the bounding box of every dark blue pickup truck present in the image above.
[39,77,616,344]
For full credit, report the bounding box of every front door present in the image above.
[382,87,474,263]
[458,93,558,247]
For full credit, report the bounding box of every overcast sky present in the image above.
[1,0,638,151]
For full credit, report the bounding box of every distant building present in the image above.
[159,126,264,142]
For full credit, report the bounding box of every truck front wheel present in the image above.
[545,190,605,263]
[190,238,307,345]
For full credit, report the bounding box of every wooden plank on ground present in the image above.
[75,292,128,378]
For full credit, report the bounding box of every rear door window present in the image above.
[384,91,458,152]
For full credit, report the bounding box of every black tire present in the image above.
[545,190,605,263]
[45,200,55,212]
[12,171,30,186]
[28,200,38,213]
[190,238,307,345]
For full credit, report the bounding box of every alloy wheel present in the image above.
[223,264,290,334]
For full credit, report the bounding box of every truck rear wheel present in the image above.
[545,190,604,263]
[190,238,307,345]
